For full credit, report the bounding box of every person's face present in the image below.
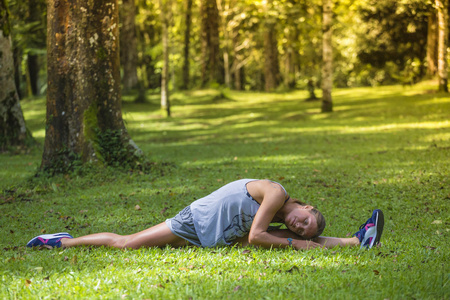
[285,206,318,239]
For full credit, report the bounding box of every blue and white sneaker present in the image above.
[26,232,73,248]
[353,209,384,249]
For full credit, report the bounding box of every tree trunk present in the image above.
[13,44,23,99]
[0,0,34,151]
[160,0,171,117]
[437,0,449,92]
[231,26,244,90]
[427,12,438,77]
[263,0,280,92]
[27,0,41,96]
[181,0,193,90]
[321,0,333,112]
[27,55,40,96]
[42,0,142,173]
[263,27,280,91]
[219,0,231,89]
[120,0,139,90]
[200,0,222,86]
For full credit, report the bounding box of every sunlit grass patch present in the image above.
[1,83,449,299]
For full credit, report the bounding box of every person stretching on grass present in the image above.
[27,179,384,250]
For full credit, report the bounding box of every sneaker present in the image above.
[353,209,384,249]
[26,232,73,248]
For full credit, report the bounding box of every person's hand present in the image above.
[292,239,322,250]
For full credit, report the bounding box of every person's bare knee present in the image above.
[110,234,130,248]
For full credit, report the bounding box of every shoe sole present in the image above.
[370,210,384,248]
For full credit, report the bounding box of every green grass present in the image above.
[1,82,449,299]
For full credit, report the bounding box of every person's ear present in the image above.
[303,205,314,210]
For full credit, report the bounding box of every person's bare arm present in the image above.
[247,181,321,250]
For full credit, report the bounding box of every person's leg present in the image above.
[61,222,190,249]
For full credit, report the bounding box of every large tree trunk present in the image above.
[321,0,333,112]
[160,0,171,117]
[263,0,280,92]
[0,0,34,151]
[427,11,438,77]
[42,0,142,173]
[200,0,222,86]
[181,0,193,90]
[120,0,139,90]
[436,0,449,92]
[263,26,280,92]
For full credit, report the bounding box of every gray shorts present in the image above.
[165,205,202,246]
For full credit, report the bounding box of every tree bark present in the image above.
[13,46,23,99]
[27,0,41,96]
[321,0,333,112]
[200,0,222,86]
[427,11,438,77]
[436,0,449,92]
[181,0,193,90]
[263,0,280,92]
[0,0,34,151]
[42,0,142,173]
[120,0,139,90]
[159,0,171,117]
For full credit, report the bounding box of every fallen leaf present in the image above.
[373,270,380,275]
[70,255,78,265]
[25,279,31,287]
[241,250,251,254]
[431,220,442,224]
[134,205,141,211]
[233,286,242,292]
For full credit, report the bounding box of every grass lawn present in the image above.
[1,82,449,299]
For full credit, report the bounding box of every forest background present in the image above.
[7,0,448,99]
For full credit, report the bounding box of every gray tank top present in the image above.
[190,179,287,247]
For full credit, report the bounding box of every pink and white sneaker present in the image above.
[26,232,73,248]
[353,209,384,249]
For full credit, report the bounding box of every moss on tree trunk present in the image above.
[42,0,142,174]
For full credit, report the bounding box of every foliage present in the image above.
[8,0,444,94]
[8,0,47,96]
[1,83,449,298]
[355,0,430,85]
